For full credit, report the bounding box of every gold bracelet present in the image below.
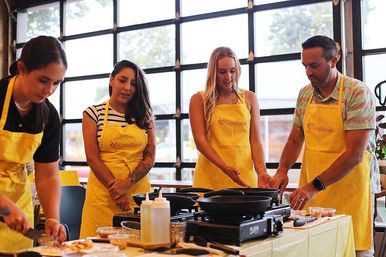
[45,218,60,224]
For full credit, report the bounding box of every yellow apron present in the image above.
[193,91,257,190]
[300,76,371,250]
[0,76,43,251]
[80,100,150,238]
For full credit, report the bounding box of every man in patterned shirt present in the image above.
[271,35,380,257]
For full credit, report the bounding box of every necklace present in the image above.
[14,100,32,112]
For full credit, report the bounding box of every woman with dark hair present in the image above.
[80,60,155,238]
[0,35,67,250]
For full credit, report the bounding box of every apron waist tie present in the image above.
[122,157,132,175]
[0,164,28,184]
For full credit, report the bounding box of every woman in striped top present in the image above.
[80,60,155,238]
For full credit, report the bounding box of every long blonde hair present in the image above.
[203,47,241,133]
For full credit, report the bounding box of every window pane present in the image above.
[182,119,198,162]
[118,26,175,69]
[256,60,309,109]
[48,85,60,112]
[181,168,194,182]
[180,0,245,16]
[156,120,176,162]
[260,115,303,163]
[64,78,109,119]
[17,3,60,43]
[181,65,248,113]
[363,54,386,106]
[150,168,175,181]
[362,0,386,49]
[181,15,248,64]
[147,72,175,115]
[64,0,113,35]
[181,69,205,113]
[63,123,85,162]
[254,2,333,56]
[65,35,113,77]
[118,0,175,26]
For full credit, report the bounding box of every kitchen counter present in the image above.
[240,214,355,257]
[21,215,354,257]
[118,214,355,257]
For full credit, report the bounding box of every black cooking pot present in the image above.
[132,192,199,215]
[197,195,272,218]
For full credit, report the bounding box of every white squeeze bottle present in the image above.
[140,193,153,244]
[151,191,171,245]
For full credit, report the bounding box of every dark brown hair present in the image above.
[302,35,338,61]
[9,36,67,131]
[109,60,153,129]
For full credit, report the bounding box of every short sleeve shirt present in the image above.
[0,76,60,163]
[293,72,380,192]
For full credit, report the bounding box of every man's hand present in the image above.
[258,173,272,188]
[271,170,289,192]
[289,183,318,210]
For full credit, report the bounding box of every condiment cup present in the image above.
[121,221,141,242]
[322,208,336,217]
[108,234,129,250]
[96,227,124,238]
[309,207,324,219]
[170,221,186,246]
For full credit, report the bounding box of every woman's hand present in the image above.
[113,194,131,212]
[223,166,250,187]
[44,218,67,243]
[258,173,272,188]
[108,178,133,201]
[1,197,29,234]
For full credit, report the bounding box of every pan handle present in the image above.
[204,189,245,198]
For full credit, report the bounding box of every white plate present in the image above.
[30,246,71,256]
[31,243,119,256]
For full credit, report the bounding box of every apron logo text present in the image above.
[110,142,142,148]
[306,122,333,136]
[218,118,246,126]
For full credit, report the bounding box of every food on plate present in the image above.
[31,246,67,256]
[62,239,93,251]
[97,227,123,238]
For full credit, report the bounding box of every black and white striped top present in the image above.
[84,102,129,140]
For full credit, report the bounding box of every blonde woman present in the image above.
[189,47,271,190]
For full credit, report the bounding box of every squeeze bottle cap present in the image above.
[153,191,170,206]
[142,193,153,205]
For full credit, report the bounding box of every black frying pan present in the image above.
[223,187,280,200]
[132,192,199,215]
[197,195,272,217]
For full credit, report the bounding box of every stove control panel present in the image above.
[268,215,284,235]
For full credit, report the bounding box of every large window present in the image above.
[14,0,341,185]
[360,0,386,92]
